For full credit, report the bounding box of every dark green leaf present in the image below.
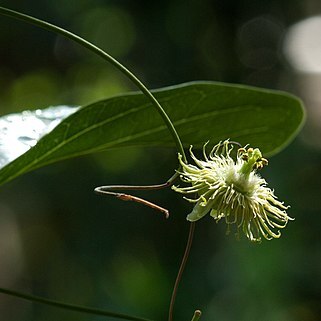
[0,81,305,187]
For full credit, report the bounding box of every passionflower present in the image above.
[172,140,292,242]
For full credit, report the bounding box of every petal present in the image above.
[186,200,213,222]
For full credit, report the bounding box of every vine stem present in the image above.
[168,222,196,321]
[0,6,186,162]
[0,287,152,321]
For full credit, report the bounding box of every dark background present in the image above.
[0,1,320,321]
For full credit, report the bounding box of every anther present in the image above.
[261,158,268,166]
[242,154,249,161]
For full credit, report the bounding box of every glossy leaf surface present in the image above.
[0,81,304,186]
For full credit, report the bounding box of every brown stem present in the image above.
[94,187,169,218]
[168,222,196,321]
[94,173,178,219]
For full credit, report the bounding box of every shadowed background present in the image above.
[0,1,320,321]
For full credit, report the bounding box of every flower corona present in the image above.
[172,140,292,242]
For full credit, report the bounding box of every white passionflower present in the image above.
[172,140,292,242]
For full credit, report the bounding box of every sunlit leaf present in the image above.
[0,106,78,168]
[0,81,304,186]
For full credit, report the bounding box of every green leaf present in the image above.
[0,81,304,187]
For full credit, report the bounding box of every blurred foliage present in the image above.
[0,1,320,321]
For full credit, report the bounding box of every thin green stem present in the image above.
[0,6,186,162]
[0,287,152,321]
[168,222,196,321]
[95,172,178,193]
